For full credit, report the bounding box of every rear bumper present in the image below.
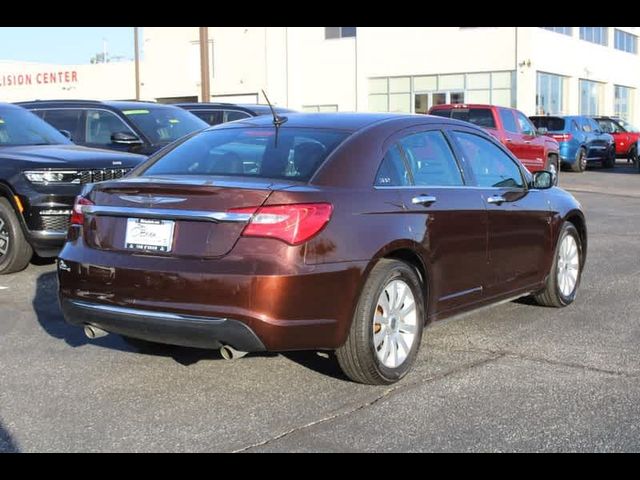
[58,241,369,351]
[60,298,266,351]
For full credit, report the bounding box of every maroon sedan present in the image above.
[58,113,587,385]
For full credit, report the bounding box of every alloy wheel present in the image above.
[557,234,580,297]
[0,218,9,259]
[373,279,418,369]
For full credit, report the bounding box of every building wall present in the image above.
[0,60,136,102]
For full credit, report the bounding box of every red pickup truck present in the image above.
[428,104,560,180]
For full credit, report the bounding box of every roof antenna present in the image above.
[262,89,287,147]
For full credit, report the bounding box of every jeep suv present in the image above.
[592,116,640,165]
[16,100,208,156]
[176,102,295,126]
[429,104,560,182]
[0,103,146,274]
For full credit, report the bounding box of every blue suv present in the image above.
[529,115,616,172]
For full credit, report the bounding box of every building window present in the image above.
[536,72,567,115]
[614,29,637,54]
[580,27,608,46]
[579,79,604,115]
[541,27,572,36]
[369,71,515,114]
[302,104,339,112]
[325,27,357,39]
[615,85,634,121]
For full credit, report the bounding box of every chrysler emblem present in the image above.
[119,195,187,206]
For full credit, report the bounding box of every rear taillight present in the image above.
[229,203,333,246]
[70,196,94,226]
[551,133,572,142]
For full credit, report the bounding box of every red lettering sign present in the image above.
[0,70,78,88]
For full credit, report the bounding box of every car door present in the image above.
[448,128,552,298]
[389,127,488,314]
[515,110,546,172]
[497,107,522,155]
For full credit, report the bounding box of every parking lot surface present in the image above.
[1,162,639,452]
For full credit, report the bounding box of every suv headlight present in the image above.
[24,170,80,184]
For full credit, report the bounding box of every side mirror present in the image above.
[536,127,548,135]
[111,131,143,145]
[59,129,72,140]
[532,170,554,189]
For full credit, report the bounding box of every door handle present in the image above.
[486,195,506,205]
[411,195,437,205]
[505,138,513,143]
[524,140,532,144]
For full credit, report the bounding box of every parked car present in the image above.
[0,103,146,274]
[529,115,616,172]
[15,100,208,156]
[592,116,640,165]
[176,102,296,126]
[428,103,561,183]
[58,113,586,385]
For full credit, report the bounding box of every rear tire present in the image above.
[571,148,587,173]
[336,259,425,385]
[547,154,560,185]
[534,222,583,308]
[0,198,33,275]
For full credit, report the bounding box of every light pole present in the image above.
[134,27,140,100]
[199,27,210,102]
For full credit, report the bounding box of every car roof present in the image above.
[176,102,294,113]
[15,99,180,111]
[430,103,507,110]
[206,112,479,132]
[0,102,27,111]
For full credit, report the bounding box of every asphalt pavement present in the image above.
[0,161,638,452]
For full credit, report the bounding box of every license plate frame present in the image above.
[124,218,175,253]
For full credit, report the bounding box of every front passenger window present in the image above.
[375,144,410,186]
[85,109,132,145]
[451,131,524,189]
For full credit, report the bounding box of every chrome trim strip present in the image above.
[439,286,483,302]
[29,230,68,239]
[82,205,252,223]
[70,300,226,324]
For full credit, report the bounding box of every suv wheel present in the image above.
[547,155,560,185]
[0,198,33,275]
[571,147,587,173]
[336,259,425,385]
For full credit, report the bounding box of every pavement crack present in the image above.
[448,347,639,378]
[231,352,504,453]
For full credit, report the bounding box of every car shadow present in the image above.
[0,420,19,453]
[32,270,348,378]
[586,161,638,174]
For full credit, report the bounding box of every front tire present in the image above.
[336,259,425,385]
[547,154,560,185]
[0,198,33,275]
[534,222,583,308]
[603,146,616,169]
[571,148,587,173]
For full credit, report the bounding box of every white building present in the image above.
[2,27,640,123]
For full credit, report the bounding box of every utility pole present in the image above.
[199,27,211,102]
[134,27,140,100]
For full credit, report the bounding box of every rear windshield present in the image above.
[430,108,496,129]
[530,116,565,132]
[122,107,208,145]
[140,127,350,181]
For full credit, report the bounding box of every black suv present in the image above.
[16,100,208,156]
[0,103,146,274]
[176,102,295,126]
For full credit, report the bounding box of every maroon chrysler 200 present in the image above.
[58,112,587,385]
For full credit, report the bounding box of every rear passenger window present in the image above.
[581,119,592,133]
[224,110,252,122]
[399,131,463,187]
[499,109,518,133]
[193,110,223,126]
[375,144,410,186]
[42,109,84,142]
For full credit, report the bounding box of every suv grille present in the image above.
[41,215,71,232]
[80,168,131,184]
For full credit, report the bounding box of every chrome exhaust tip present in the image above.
[84,325,109,339]
[219,345,248,360]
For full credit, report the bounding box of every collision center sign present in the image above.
[0,70,79,87]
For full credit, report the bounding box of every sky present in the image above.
[0,27,138,65]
